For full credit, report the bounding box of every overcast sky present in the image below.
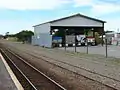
[0,0,120,35]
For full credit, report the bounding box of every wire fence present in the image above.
[58,39,120,58]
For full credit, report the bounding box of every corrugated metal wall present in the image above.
[32,33,52,47]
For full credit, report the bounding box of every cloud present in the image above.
[100,0,120,5]
[73,0,120,15]
[105,18,120,31]
[0,0,70,10]
[91,2,120,15]
[73,0,92,7]
[0,0,120,15]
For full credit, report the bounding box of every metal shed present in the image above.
[32,13,106,47]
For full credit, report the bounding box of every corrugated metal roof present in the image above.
[33,13,106,27]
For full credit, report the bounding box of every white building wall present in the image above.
[34,33,52,47]
[32,33,52,47]
[51,16,103,27]
[34,23,51,36]
[38,33,52,47]
[33,23,52,47]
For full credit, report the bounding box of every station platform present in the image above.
[0,53,23,90]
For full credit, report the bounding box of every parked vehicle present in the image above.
[77,35,95,46]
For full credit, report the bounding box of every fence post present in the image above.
[75,35,77,52]
[87,39,88,54]
[105,38,108,58]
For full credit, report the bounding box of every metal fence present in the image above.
[58,38,120,58]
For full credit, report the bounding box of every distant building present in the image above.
[105,32,120,45]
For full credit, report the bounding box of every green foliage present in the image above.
[95,32,101,44]
[15,30,34,43]
[84,29,92,36]
[4,32,16,39]
[88,31,93,37]
[84,29,88,35]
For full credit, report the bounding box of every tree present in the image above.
[15,30,34,43]
[4,32,10,39]
[6,32,9,35]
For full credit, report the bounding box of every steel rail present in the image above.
[5,48,67,90]
[0,48,38,90]
[22,49,118,90]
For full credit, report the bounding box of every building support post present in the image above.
[85,29,89,54]
[93,28,96,45]
[50,27,53,48]
[75,33,77,52]
[64,29,66,51]
[102,23,104,46]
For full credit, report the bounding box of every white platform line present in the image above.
[0,53,24,90]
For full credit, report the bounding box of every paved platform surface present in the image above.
[0,53,23,90]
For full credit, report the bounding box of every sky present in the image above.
[0,0,120,35]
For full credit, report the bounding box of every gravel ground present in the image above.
[1,40,120,89]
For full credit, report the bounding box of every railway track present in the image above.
[0,44,119,90]
[11,47,119,90]
[0,48,66,90]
